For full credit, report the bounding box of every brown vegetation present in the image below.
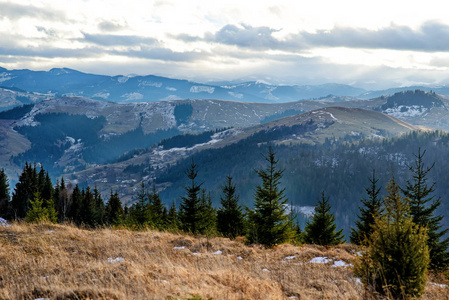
[0,223,448,299]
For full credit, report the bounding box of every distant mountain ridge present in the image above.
[4,67,449,106]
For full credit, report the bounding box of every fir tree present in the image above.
[178,159,203,234]
[93,186,105,226]
[197,189,216,234]
[356,174,429,298]
[25,191,57,223]
[401,148,449,271]
[67,184,82,224]
[166,200,179,230]
[350,170,382,245]
[304,191,345,246]
[0,169,11,219]
[130,183,150,226]
[80,187,96,226]
[217,176,244,238]
[148,184,165,229]
[11,163,37,219]
[247,146,293,246]
[106,190,123,226]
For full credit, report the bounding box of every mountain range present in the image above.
[3,67,449,108]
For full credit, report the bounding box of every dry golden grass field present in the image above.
[0,223,448,300]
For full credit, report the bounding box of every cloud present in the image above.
[0,45,103,58]
[113,47,208,62]
[0,2,68,22]
[299,21,449,52]
[177,21,449,53]
[81,33,159,47]
[98,20,128,32]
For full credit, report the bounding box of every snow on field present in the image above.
[331,260,352,268]
[173,246,185,250]
[309,257,331,264]
[0,217,10,227]
[108,257,125,263]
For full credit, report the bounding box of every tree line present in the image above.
[0,146,448,298]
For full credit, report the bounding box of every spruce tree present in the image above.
[197,189,216,234]
[130,183,151,226]
[11,163,37,219]
[356,174,429,298]
[178,159,203,234]
[402,148,449,271]
[68,184,82,224]
[304,191,345,246]
[148,184,165,229]
[93,186,105,226]
[247,146,293,246]
[166,201,179,230]
[217,176,244,238]
[25,191,57,223]
[0,169,11,219]
[350,170,382,245]
[106,190,123,226]
[80,187,96,226]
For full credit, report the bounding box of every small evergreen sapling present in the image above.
[304,191,345,246]
[356,174,429,299]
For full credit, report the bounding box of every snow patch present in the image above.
[228,91,243,99]
[140,81,162,88]
[331,260,352,268]
[92,92,110,99]
[0,217,10,227]
[121,92,143,101]
[0,72,12,83]
[384,105,427,118]
[190,86,215,94]
[173,246,185,250]
[117,76,129,83]
[108,257,125,263]
[212,250,222,255]
[284,255,296,260]
[161,95,182,100]
[309,257,331,264]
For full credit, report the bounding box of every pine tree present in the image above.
[0,169,11,219]
[350,170,383,245]
[247,146,293,246]
[217,176,244,238]
[402,148,449,271]
[178,159,203,234]
[106,190,123,226]
[356,174,429,298]
[304,191,345,245]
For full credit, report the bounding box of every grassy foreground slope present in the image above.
[1,223,448,299]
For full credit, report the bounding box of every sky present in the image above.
[1,0,449,89]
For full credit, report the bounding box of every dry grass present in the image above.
[0,223,448,300]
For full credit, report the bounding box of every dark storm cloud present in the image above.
[81,33,159,47]
[0,2,68,22]
[177,21,449,53]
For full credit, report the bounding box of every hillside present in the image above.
[0,222,447,299]
[65,107,417,205]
